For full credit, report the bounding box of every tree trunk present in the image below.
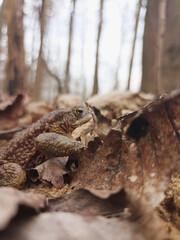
[0,0,5,41]
[81,12,86,100]
[64,0,76,94]
[6,0,26,95]
[113,3,127,91]
[92,0,104,96]
[127,0,142,90]
[156,0,167,93]
[141,0,180,93]
[33,0,47,101]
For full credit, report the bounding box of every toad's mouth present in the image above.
[73,112,92,128]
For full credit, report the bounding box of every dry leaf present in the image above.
[19,101,55,126]
[0,94,27,130]
[0,187,45,230]
[53,94,81,109]
[158,173,180,230]
[70,89,180,208]
[0,210,165,240]
[47,188,127,216]
[0,90,179,239]
[88,91,154,119]
[28,157,68,189]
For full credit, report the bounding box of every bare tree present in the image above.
[28,3,39,93]
[81,10,86,100]
[114,2,128,90]
[33,0,47,101]
[141,0,158,93]
[127,0,142,90]
[0,0,6,91]
[64,0,77,94]
[5,0,26,95]
[141,0,180,93]
[0,0,5,41]
[155,0,167,93]
[91,0,104,96]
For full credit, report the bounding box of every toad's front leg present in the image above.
[35,132,84,157]
[0,160,26,188]
[29,133,84,188]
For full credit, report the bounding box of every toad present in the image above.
[0,106,92,188]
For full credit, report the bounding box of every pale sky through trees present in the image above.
[1,0,146,98]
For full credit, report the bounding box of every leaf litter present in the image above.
[0,90,180,239]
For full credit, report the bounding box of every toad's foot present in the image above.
[35,133,84,157]
[0,133,83,188]
[0,160,26,188]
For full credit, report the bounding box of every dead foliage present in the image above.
[19,101,55,126]
[0,90,180,239]
[28,157,68,189]
[53,94,81,109]
[87,91,154,119]
[0,187,45,230]
[158,173,180,230]
[0,94,28,130]
[70,89,180,208]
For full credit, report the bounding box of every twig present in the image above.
[127,0,142,90]
[0,126,28,140]
[41,58,63,94]
[92,0,104,96]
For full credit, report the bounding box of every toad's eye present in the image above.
[75,107,83,116]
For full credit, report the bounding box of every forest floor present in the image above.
[0,90,180,240]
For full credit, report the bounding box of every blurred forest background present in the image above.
[0,0,179,102]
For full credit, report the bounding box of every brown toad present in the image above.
[0,106,92,188]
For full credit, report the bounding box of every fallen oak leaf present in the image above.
[0,187,45,230]
[90,106,112,138]
[69,128,122,191]
[27,157,68,189]
[118,88,180,135]
[70,88,180,208]
[0,94,28,130]
[0,210,165,240]
[47,188,127,216]
[46,188,166,239]
[0,94,27,119]
[19,101,55,125]
[157,173,180,230]
[53,94,81,109]
[87,91,154,119]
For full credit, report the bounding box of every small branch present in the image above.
[92,0,104,96]
[64,0,77,94]
[0,126,28,140]
[127,0,142,90]
[41,58,63,94]
[33,0,47,101]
